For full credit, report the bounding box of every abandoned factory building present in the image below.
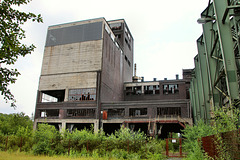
[34,18,192,138]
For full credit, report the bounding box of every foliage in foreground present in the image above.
[0,114,166,160]
[182,106,239,160]
[0,0,43,107]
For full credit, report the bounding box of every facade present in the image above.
[34,18,192,138]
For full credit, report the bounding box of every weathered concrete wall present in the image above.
[41,40,102,75]
[39,72,97,91]
[100,28,124,101]
[108,20,133,83]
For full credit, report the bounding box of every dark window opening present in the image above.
[127,60,131,67]
[125,55,128,61]
[107,108,125,118]
[67,109,95,117]
[144,85,159,95]
[40,109,59,118]
[126,86,141,95]
[157,107,181,117]
[186,89,190,99]
[103,123,122,135]
[69,88,96,101]
[128,123,148,135]
[109,23,122,31]
[125,38,131,51]
[129,108,147,117]
[163,84,179,94]
[41,90,65,102]
[116,34,121,39]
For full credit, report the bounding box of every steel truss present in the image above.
[190,0,240,124]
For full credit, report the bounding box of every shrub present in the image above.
[32,123,61,155]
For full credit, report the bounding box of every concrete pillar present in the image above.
[94,120,99,133]
[33,120,38,130]
[64,88,69,102]
[62,121,66,132]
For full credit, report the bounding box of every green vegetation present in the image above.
[0,0,43,107]
[1,107,238,160]
[182,105,240,160]
[0,113,166,160]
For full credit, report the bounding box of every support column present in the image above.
[62,121,66,132]
[94,120,99,133]
[197,38,211,122]
[194,55,206,121]
[64,88,69,102]
[213,0,239,102]
[202,20,220,108]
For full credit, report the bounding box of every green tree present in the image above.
[0,112,33,135]
[0,0,43,107]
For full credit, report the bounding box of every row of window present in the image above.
[126,84,179,95]
[39,107,181,118]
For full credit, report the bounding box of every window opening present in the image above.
[109,22,122,31]
[40,109,59,118]
[69,88,96,101]
[107,108,125,118]
[144,85,159,95]
[163,84,179,94]
[157,107,181,117]
[129,108,147,117]
[41,90,65,102]
[67,109,95,117]
[125,86,141,95]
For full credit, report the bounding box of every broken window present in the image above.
[157,107,181,116]
[109,22,122,31]
[68,88,96,101]
[129,108,147,117]
[41,90,65,102]
[125,86,141,95]
[107,108,125,118]
[163,84,179,94]
[40,109,59,118]
[67,109,95,117]
[144,85,159,95]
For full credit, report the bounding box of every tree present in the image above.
[0,112,33,135]
[0,0,43,107]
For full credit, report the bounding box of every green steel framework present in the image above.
[190,0,240,124]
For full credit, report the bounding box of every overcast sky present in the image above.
[0,0,208,116]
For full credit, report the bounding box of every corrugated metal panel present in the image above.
[45,21,103,47]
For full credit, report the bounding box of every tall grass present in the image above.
[0,151,111,160]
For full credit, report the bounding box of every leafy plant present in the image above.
[0,0,43,107]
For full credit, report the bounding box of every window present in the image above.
[129,108,147,117]
[157,107,181,116]
[69,88,96,101]
[40,109,59,118]
[163,84,178,94]
[109,23,122,31]
[67,109,95,117]
[41,90,65,102]
[107,108,125,118]
[144,85,159,95]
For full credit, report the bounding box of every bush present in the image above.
[32,123,61,155]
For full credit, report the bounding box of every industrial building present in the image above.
[34,18,192,138]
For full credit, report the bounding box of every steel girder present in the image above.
[191,0,240,124]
